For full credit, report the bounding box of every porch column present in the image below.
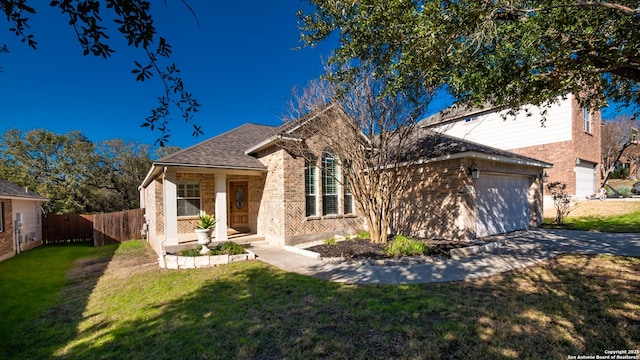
[215,173,228,241]
[163,169,178,246]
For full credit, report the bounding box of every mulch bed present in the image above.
[307,238,475,262]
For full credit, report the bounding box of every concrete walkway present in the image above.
[248,229,640,284]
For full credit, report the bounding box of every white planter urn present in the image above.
[195,228,213,255]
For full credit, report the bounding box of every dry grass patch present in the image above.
[545,200,640,219]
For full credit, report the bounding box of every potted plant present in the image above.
[195,211,217,255]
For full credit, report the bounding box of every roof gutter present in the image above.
[418,151,553,168]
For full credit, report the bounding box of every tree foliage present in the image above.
[282,63,433,243]
[299,1,640,115]
[0,129,153,213]
[0,0,201,145]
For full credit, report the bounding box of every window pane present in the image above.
[305,161,317,216]
[344,194,353,214]
[178,198,200,216]
[322,152,338,195]
[323,195,338,215]
[306,195,316,217]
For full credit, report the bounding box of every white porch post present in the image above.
[163,169,179,246]
[215,173,228,241]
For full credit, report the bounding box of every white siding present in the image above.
[12,199,43,243]
[435,96,573,150]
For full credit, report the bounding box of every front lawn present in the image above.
[544,209,640,232]
[1,241,638,359]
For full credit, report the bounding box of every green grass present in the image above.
[0,244,117,353]
[544,210,640,232]
[1,241,638,359]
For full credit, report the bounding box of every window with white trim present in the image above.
[304,160,317,217]
[177,182,201,216]
[583,108,591,133]
[322,152,339,215]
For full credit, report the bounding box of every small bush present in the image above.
[610,168,630,179]
[546,181,576,224]
[384,235,428,257]
[211,242,246,255]
[177,248,202,257]
[616,186,632,197]
[176,242,246,256]
[324,238,337,245]
[356,231,370,239]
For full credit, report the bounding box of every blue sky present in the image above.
[0,1,629,151]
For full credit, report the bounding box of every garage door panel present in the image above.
[576,163,596,198]
[476,175,531,237]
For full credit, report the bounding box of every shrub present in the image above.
[384,235,428,257]
[177,248,202,257]
[324,238,337,245]
[546,181,576,224]
[617,186,632,197]
[211,242,246,255]
[610,168,630,180]
[195,211,217,230]
[356,231,370,239]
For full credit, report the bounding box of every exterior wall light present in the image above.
[469,163,480,180]
[542,172,550,183]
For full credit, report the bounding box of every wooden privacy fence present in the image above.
[93,208,145,246]
[42,208,145,246]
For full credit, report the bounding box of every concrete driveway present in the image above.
[250,229,640,285]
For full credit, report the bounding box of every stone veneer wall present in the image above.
[0,200,14,262]
[143,179,160,255]
[393,159,472,240]
[255,147,286,245]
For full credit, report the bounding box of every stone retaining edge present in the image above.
[161,250,256,269]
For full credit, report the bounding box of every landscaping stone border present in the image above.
[161,250,256,269]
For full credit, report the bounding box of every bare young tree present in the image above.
[601,115,639,180]
[281,64,434,243]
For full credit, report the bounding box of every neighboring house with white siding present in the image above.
[422,94,602,201]
[0,179,47,262]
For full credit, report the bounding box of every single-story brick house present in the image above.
[139,105,551,259]
[0,179,47,262]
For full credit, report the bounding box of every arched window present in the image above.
[321,151,339,215]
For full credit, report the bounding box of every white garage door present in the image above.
[476,174,531,238]
[575,162,596,198]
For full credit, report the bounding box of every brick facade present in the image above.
[393,158,543,240]
[0,200,14,262]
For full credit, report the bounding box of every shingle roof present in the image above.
[419,102,495,128]
[0,179,47,200]
[413,128,552,166]
[155,123,276,169]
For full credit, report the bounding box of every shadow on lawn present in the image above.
[1,243,117,360]
[51,255,639,359]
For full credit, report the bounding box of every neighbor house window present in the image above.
[177,182,201,216]
[322,151,339,215]
[304,160,317,217]
[584,108,591,133]
[343,166,353,214]
[0,202,4,232]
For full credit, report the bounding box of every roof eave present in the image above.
[420,151,553,168]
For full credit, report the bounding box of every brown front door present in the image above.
[229,181,249,232]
